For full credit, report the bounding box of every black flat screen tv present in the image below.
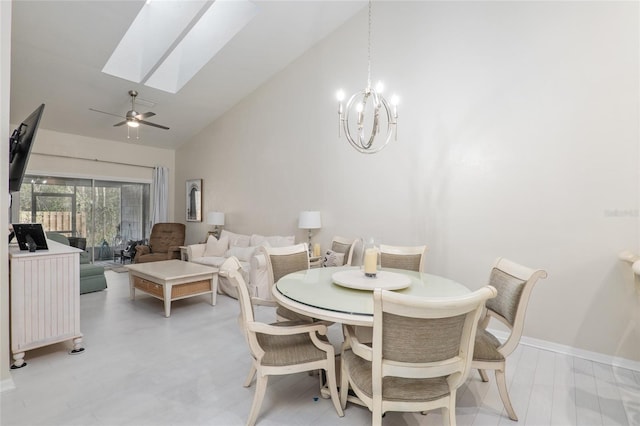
[9,104,45,193]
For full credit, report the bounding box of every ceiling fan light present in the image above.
[127,120,139,128]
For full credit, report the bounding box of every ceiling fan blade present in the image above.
[138,120,170,130]
[113,121,127,127]
[136,112,156,119]
[89,108,125,119]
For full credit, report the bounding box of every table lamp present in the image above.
[298,211,321,255]
[207,211,225,239]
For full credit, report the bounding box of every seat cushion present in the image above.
[256,321,328,366]
[473,329,505,361]
[194,257,250,299]
[192,256,227,267]
[80,264,105,278]
[342,349,450,402]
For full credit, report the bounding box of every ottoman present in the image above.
[80,263,107,294]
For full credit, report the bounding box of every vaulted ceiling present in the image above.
[10,0,365,149]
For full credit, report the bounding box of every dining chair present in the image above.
[256,243,315,322]
[340,286,497,425]
[472,257,548,421]
[220,256,344,426]
[379,244,428,272]
[329,236,361,266]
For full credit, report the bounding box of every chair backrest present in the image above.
[331,236,360,266]
[372,286,497,391]
[148,223,185,253]
[46,232,70,246]
[220,256,258,350]
[258,243,309,286]
[484,257,547,357]
[379,244,428,272]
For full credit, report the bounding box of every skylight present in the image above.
[102,0,258,94]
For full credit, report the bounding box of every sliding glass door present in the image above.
[19,175,150,261]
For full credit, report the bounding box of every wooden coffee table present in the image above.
[127,260,218,317]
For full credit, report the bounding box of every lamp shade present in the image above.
[207,211,225,226]
[298,211,321,229]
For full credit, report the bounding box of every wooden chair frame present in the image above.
[256,243,314,322]
[379,244,428,272]
[340,286,497,425]
[472,257,548,421]
[220,256,343,426]
[330,236,361,266]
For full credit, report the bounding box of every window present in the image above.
[19,175,150,261]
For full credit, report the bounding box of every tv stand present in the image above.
[8,239,84,368]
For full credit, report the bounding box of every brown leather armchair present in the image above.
[134,223,186,263]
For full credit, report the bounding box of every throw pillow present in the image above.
[226,245,259,262]
[322,250,345,267]
[203,235,228,257]
[221,230,251,248]
[250,234,295,247]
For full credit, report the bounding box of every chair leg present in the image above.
[495,368,518,421]
[372,406,382,426]
[324,365,344,417]
[441,406,453,426]
[247,374,268,426]
[243,364,256,388]
[444,391,457,426]
[478,369,489,382]
[340,359,349,409]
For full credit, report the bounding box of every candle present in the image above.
[364,248,377,277]
[313,243,321,257]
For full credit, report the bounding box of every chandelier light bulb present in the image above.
[336,90,345,102]
[375,81,384,93]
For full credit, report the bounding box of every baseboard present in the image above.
[488,328,640,373]
[1,377,16,392]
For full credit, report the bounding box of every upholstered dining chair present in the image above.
[328,236,361,266]
[472,257,548,421]
[340,286,497,425]
[256,243,315,322]
[220,256,343,426]
[379,244,428,272]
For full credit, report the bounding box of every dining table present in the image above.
[272,266,472,327]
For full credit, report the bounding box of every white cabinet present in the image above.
[8,240,84,368]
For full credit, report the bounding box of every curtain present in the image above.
[151,166,169,228]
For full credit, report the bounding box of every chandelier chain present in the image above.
[367,0,372,90]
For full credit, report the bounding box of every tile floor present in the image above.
[1,270,639,425]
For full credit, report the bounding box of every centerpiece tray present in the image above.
[332,269,411,291]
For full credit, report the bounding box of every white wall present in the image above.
[24,128,176,220]
[1,0,13,387]
[177,1,640,362]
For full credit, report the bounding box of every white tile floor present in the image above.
[1,270,639,426]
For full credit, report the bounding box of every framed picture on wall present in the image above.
[186,179,202,222]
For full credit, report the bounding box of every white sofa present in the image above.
[187,229,295,299]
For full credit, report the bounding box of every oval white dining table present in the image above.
[272,266,471,327]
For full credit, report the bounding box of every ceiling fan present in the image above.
[89,90,170,130]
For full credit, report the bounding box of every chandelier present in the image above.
[336,0,398,154]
